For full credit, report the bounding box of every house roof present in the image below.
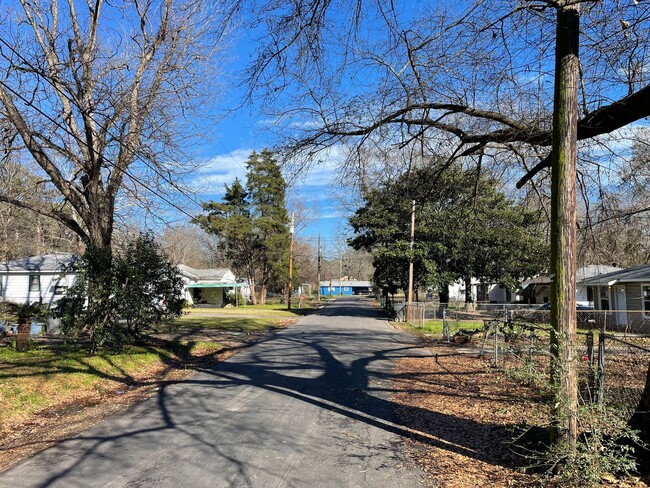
[177,264,233,282]
[577,265,622,281]
[0,253,77,273]
[580,264,650,286]
[319,280,373,287]
[520,265,622,289]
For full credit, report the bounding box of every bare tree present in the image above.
[0,0,233,254]
[159,224,223,268]
[244,0,650,449]
[0,161,80,261]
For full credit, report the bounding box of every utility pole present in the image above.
[317,233,321,302]
[288,212,295,310]
[339,252,343,296]
[407,200,416,322]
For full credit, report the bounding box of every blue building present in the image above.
[319,280,372,296]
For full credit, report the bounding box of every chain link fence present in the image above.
[383,300,649,418]
[457,308,650,420]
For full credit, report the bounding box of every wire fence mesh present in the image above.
[384,299,650,426]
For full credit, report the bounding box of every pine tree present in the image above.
[196,150,291,305]
[246,150,291,304]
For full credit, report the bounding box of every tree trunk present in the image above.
[249,275,258,305]
[260,284,267,305]
[438,283,450,319]
[549,3,580,448]
[15,317,31,352]
[438,284,449,304]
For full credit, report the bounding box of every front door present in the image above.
[614,285,627,327]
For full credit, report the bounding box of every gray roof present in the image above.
[319,280,372,287]
[178,264,233,281]
[580,264,650,286]
[577,265,622,281]
[520,265,622,288]
[0,253,78,273]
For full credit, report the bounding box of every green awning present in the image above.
[186,282,242,288]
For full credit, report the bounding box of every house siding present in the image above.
[626,283,642,311]
[0,273,74,307]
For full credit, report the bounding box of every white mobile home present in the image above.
[0,254,77,308]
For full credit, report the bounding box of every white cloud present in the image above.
[193,148,253,194]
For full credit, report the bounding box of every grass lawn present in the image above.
[421,319,485,335]
[182,302,315,319]
[0,305,305,430]
[0,342,202,429]
[167,315,289,331]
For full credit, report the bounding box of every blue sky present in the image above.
[187,34,356,249]
[189,111,353,248]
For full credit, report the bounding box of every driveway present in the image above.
[0,298,427,487]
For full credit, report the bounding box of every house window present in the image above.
[600,287,609,311]
[53,285,67,296]
[643,285,650,317]
[587,286,594,304]
[29,275,40,292]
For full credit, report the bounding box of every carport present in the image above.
[185,282,244,307]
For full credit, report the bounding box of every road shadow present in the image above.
[1,303,528,487]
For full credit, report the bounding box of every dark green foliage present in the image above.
[195,150,290,303]
[113,232,185,336]
[57,232,184,352]
[247,149,291,294]
[349,164,548,298]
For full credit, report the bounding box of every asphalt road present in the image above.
[0,298,427,487]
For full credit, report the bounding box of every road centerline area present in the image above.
[1,298,426,488]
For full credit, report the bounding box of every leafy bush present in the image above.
[57,232,184,351]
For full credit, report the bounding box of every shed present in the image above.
[319,280,372,296]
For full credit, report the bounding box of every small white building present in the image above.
[448,279,510,303]
[178,265,241,307]
[0,253,77,308]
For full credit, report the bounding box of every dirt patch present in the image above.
[0,325,287,473]
[390,340,650,488]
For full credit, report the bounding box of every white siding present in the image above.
[0,272,75,307]
[576,285,591,306]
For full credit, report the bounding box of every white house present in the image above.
[0,253,77,308]
[448,279,511,303]
[178,265,242,307]
[0,254,244,310]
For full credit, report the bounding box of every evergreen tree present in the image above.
[349,165,548,302]
[246,150,291,302]
[196,150,291,304]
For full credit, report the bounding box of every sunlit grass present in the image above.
[183,302,314,318]
[0,341,221,428]
[425,319,484,335]
[167,315,288,331]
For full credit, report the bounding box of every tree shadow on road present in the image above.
[1,317,529,487]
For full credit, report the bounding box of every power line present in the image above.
[0,77,198,223]
[0,36,204,220]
